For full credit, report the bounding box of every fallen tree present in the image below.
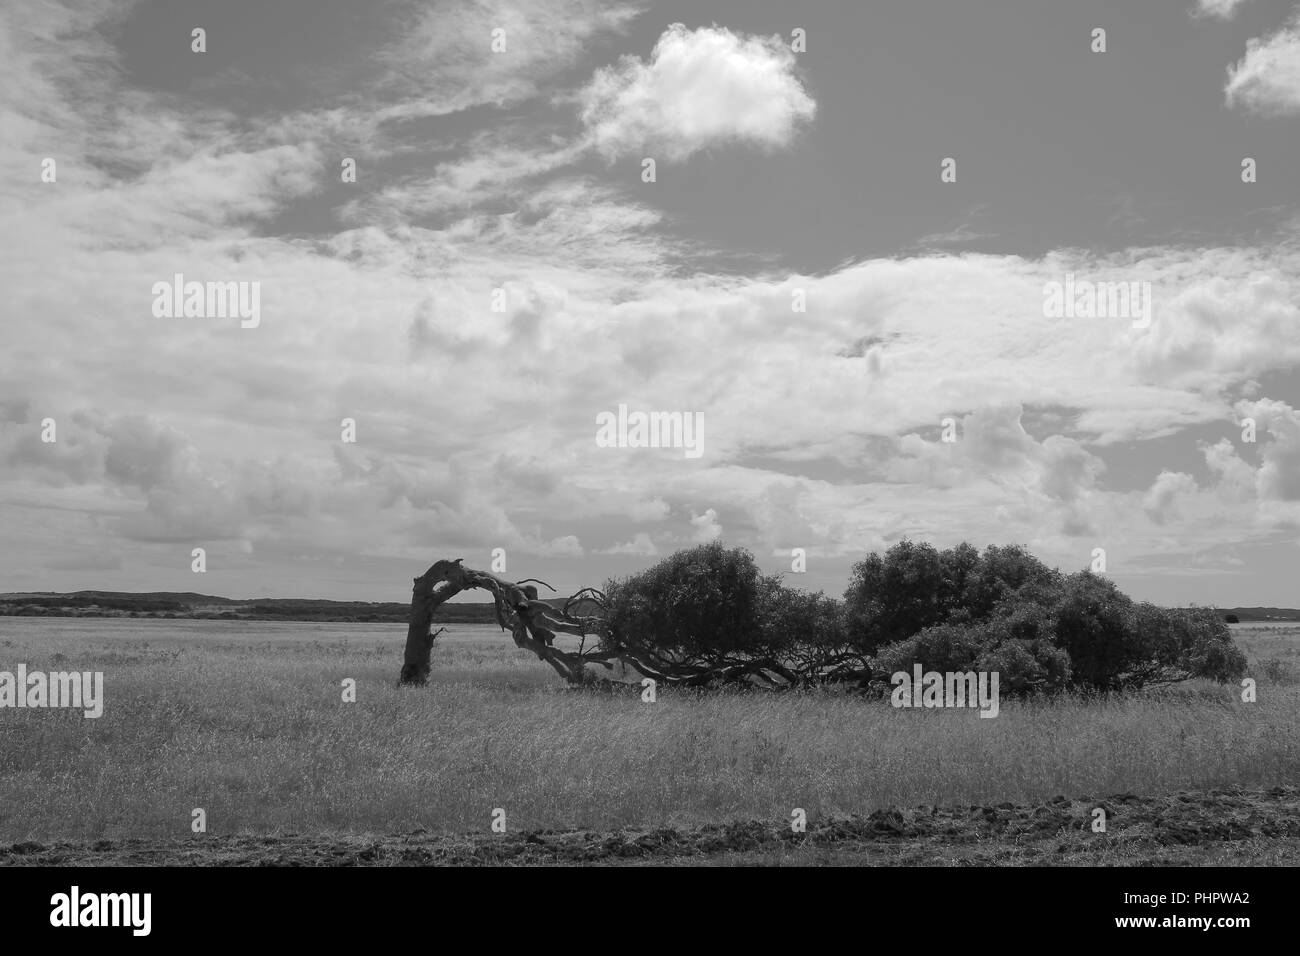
[398,557,873,689]
[399,540,1248,696]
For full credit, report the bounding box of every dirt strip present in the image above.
[4,785,1297,866]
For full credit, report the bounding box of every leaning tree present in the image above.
[398,557,874,690]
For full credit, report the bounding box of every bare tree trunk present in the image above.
[400,559,465,685]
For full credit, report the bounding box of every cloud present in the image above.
[378,0,641,118]
[493,454,560,497]
[1187,404,1300,533]
[1226,12,1300,115]
[1236,399,1300,501]
[1202,438,1256,499]
[1132,272,1300,388]
[351,142,587,220]
[883,406,1107,536]
[6,216,1298,584]
[889,406,1105,502]
[1194,0,1253,20]
[626,497,670,522]
[579,23,816,162]
[546,534,585,557]
[1143,471,1198,523]
[4,1,1300,602]
[749,481,817,551]
[690,508,723,542]
[602,532,658,555]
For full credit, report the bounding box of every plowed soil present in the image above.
[5,785,1297,866]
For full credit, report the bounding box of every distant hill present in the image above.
[0,590,513,624]
[1219,607,1300,622]
[3,590,1294,626]
[1,590,239,606]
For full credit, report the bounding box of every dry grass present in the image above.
[1,619,1296,841]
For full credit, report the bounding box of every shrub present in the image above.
[873,617,1072,696]
[958,544,1059,620]
[860,559,1247,696]
[756,579,848,653]
[602,542,771,660]
[1038,572,1139,691]
[974,639,1072,695]
[1171,608,1247,683]
[843,541,959,652]
[601,543,855,678]
[984,579,1246,692]
[844,541,1056,652]
[872,622,984,676]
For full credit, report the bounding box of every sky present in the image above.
[1,0,1298,607]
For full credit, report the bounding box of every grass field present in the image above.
[1,618,1297,860]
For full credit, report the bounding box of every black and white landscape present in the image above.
[1,0,1298,887]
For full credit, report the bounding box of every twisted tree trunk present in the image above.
[399,558,611,686]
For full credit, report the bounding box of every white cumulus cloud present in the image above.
[690,507,723,542]
[1143,471,1198,524]
[1237,399,1300,501]
[1226,12,1300,115]
[1194,0,1253,21]
[579,23,816,162]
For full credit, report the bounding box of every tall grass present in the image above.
[1,619,1296,840]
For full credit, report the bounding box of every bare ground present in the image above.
[4,785,1297,867]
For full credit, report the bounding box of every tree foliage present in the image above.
[843,541,1057,653]
[853,545,1245,694]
